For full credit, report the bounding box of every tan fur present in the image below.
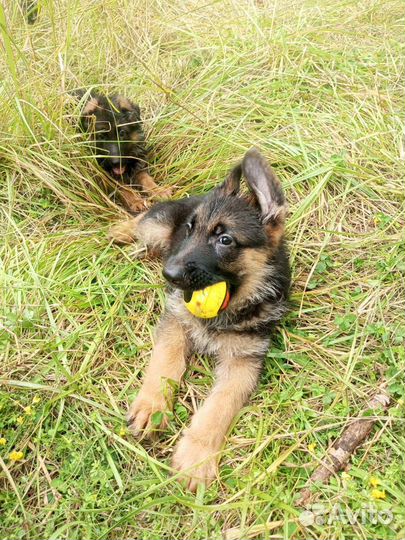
[127,316,189,434]
[110,173,172,216]
[135,171,173,199]
[82,97,99,115]
[231,248,269,307]
[129,310,262,490]
[108,214,145,245]
[130,131,142,142]
[108,212,172,254]
[130,287,266,491]
[213,329,269,357]
[172,356,261,491]
[265,207,287,246]
[135,171,159,193]
[116,95,134,111]
[118,186,148,213]
[137,217,172,254]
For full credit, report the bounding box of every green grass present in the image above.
[0,0,404,538]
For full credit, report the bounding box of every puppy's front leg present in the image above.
[135,170,173,199]
[128,315,188,435]
[172,355,262,491]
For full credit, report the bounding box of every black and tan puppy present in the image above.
[78,92,171,211]
[109,149,291,490]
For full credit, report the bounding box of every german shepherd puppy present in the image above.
[109,149,290,490]
[77,92,171,211]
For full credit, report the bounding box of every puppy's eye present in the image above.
[118,129,126,138]
[218,234,233,246]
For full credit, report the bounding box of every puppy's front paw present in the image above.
[155,185,173,199]
[126,197,149,213]
[119,187,149,213]
[127,393,168,437]
[172,435,218,492]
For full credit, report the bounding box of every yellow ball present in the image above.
[184,281,229,318]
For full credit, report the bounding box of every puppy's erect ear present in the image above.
[115,95,141,121]
[242,148,286,222]
[242,148,287,242]
[216,164,242,197]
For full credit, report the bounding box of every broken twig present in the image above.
[297,386,391,506]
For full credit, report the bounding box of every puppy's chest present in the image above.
[166,293,269,359]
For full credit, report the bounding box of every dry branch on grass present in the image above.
[297,386,391,507]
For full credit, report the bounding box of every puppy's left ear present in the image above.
[216,164,242,197]
[242,148,287,239]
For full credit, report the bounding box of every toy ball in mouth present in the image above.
[183,281,230,319]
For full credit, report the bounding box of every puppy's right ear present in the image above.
[242,148,287,243]
[242,148,286,221]
[216,164,242,197]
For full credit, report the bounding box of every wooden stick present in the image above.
[297,386,390,507]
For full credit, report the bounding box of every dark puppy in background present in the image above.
[77,91,171,211]
[21,0,38,24]
[109,148,291,490]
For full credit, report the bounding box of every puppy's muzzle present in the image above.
[163,261,215,291]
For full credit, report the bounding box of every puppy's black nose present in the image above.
[110,157,121,166]
[163,263,184,285]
